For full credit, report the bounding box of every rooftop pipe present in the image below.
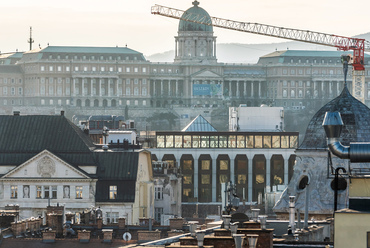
[323,111,370,162]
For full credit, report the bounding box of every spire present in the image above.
[192,0,200,7]
[27,26,34,51]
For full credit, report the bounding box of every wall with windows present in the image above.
[149,131,297,208]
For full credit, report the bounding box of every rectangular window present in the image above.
[52,186,57,199]
[44,186,50,199]
[36,186,42,199]
[255,135,262,148]
[3,87,7,95]
[201,160,210,170]
[106,212,119,224]
[11,87,15,95]
[201,175,211,184]
[154,208,163,223]
[11,186,17,198]
[109,185,117,200]
[76,186,83,199]
[220,160,228,170]
[18,87,22,95]
[155,186,163,200]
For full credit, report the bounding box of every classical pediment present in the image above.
[191,69,222,79]
[1,150,91,179]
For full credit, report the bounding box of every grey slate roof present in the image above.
[0,115,96,166]
[299,86,370,149]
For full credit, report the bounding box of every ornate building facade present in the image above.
[1,1,370,126]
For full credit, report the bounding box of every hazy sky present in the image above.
[1,0,370,56]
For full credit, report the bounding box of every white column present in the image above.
[244,81,247,97]
[236,81,240,97]
[82,78,85,96]
[90,79,94,96]
[168,80,171,96]
[266,157,271,193]
[229,81,232,97]
[153,80,156,96]
[116,79,119,96]
[161,80,163,95]
[251,82,254,97]
[176,80,179,96]
[212,154,217,202]
[258,81,261,97]
[248,158,253,202]
[193,154,200,199]
[73,78,76,96]
[284,157,289,186]
[230,158,235,184]
[99,78,102,96]
[337,81,340,95]
[108,79,111,97]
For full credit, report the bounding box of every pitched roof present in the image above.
[38,46,143,55]
[182,115,217,132]
[0,115,96,166]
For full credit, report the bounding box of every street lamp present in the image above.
[102,126,109,144]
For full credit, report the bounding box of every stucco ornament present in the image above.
[37,156,56,177]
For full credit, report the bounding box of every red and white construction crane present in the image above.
[151,4,370,103]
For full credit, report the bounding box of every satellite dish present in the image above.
[123,232,132,241]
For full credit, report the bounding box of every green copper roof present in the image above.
[261,50,370,58]
[179,1,213,32]
[40,46,143,55]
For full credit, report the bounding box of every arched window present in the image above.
[291,89,295,98]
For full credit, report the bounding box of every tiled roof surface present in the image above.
[300,86,370,149]
[0,115,96,166]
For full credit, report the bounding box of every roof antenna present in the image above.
[27,26,34,51]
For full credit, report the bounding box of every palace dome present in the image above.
[178,1,213,32]
[299,86,370,149]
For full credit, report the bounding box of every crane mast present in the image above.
[151,4,370,103]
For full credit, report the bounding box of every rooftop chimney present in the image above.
[13,111,20,116]
[61,110,65,116]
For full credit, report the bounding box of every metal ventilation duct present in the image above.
[323,111,370,162]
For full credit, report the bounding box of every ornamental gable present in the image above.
[191,70,221,79]
[1,150,90,179]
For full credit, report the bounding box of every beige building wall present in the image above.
[335,211,370,248]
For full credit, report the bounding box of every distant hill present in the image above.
[146,32,370,64]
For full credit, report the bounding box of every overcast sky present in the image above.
[1,0,370,56]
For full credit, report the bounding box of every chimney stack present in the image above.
[13,111,20,116]
[61,110,65,116]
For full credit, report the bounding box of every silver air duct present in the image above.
[323,111,370,162]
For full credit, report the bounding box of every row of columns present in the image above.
[152,79,181,96]
[175,38,216,58]
[191,80,264,98]
[156,153,291,203]
[70,77,150,98]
